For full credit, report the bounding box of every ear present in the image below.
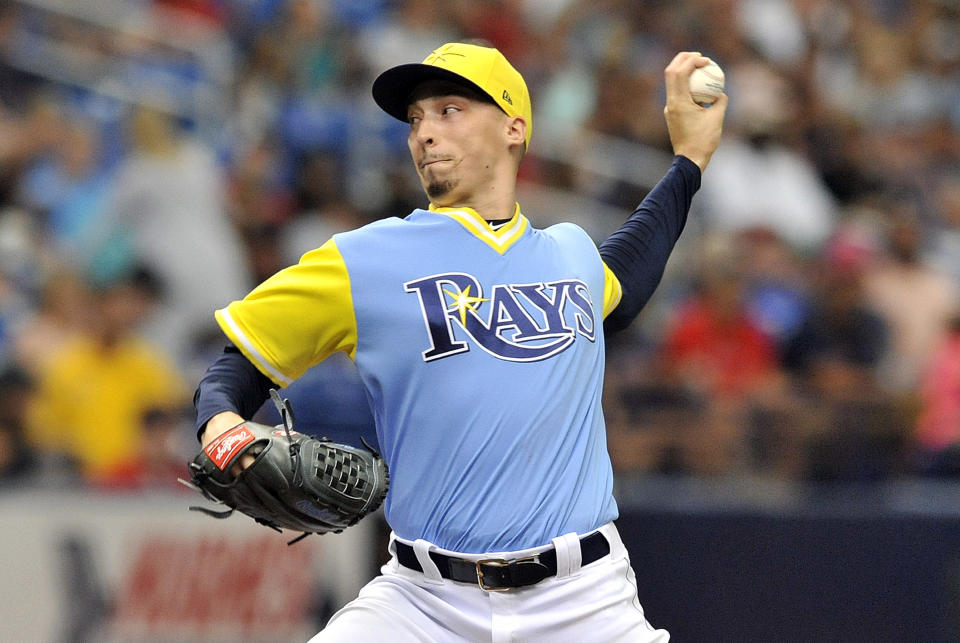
[505,116,527,150]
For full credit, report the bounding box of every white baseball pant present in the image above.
[309,522,669,642]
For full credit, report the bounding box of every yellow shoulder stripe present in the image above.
[602,261,623,318]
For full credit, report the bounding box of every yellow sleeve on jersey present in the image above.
[601,261,623,319]
[215,238,357,386]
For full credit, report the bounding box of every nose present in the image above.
[414,116,437,147]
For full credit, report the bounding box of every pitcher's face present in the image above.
[406,80,513,206]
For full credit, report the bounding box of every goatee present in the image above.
[427,179,456,199]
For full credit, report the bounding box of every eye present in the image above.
[407,115,420,126]
[442,105,460,116]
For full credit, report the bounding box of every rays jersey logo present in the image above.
[404,272,596,362]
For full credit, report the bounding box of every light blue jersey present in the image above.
[338,208,618,552]
[218,205,624,553]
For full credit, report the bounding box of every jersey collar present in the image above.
[428,203,529,255]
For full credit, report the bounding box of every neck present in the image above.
[432,198,518,222]
[431,165,519,222]
[464,193,518,222]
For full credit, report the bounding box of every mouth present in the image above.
[421,158,453,169]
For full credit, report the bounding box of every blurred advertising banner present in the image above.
[0,489,380,642]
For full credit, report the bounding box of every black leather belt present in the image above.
[394,531,611,591]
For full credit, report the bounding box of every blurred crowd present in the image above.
[0,0,958,490]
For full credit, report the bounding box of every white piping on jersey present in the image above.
[219,307,293,386]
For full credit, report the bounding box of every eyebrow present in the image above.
[407,83,496,110]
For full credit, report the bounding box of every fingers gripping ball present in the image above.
[689,60,725,106]
[185,391,388,542]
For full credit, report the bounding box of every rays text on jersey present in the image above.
[404,272,596,362]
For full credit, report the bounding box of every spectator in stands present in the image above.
[925,175,960,291]
[782,249,888,381]
[696,62,837,252]
[862,201,959,392]
[660,235,780,401]
[651,235,784,475]
[758,241,897,480]
[129,406,194,490]
[17,117,112,264]
[795,352,912,482]
[103,106,252,370]
[739,226,812,354]
[604,356,725,477]
[0,365,39,485]
[26,266,188,487]
[12,268,90,379]
[0,96,65,196]
[0,208,36,365]
[913,313,960,476]
[357,0,458,79]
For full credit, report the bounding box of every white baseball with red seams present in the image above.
[689,60,725,106]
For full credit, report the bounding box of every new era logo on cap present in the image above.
[502,90,513,105]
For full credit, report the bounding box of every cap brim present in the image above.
[372,63,493,122]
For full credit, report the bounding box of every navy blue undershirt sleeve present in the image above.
[193,344,274,440]
[599,155,701,334]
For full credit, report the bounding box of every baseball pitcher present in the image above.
[191,42,726,641]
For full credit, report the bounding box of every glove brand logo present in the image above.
[204,424,256,470]
[404,272,596,362]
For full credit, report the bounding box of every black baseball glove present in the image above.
[184,390,388,543]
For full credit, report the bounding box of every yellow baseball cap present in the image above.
[372,42,532,148]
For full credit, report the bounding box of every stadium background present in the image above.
[0,0,959,641]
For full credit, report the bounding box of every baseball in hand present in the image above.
[689,60,725,106]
